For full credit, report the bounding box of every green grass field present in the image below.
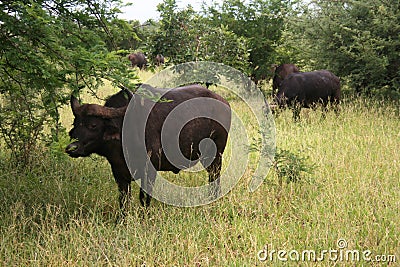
[0,72,399,266]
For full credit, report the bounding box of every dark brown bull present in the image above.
[65,85,231,208]
[127,52,147,69]
[155,54,165,66]
[274,70,340,121]
[271,64,300,95]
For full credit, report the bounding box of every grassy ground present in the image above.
[0,72,399,266]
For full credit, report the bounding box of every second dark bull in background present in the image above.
[274,70,341,121]
[127,52,147,69]
[155,54,165,66]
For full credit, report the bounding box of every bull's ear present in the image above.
[70,95,81,116]
[123,87,134,100]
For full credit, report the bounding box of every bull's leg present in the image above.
[293,107,301,122]
[139,169,155,207]
[117,180,131,220]
[110,162,133,214]
[204,154,222,199]
[139,188,146,207]
[289,101,302,122]
[321,104,328,119]
[332,98,340,116]
[139,188,152,207]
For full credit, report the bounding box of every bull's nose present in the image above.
[65,143,78,153]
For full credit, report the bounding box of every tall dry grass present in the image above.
[0,75,399,266]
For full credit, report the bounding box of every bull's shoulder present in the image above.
[283,71,303,82]
[160,85,228,103]
[135,84,229,107]
[314,70,340,83]
[290,70,338,80]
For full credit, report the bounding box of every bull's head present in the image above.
[65,95,127,158]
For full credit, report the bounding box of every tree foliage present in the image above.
[146,0,250,72]
[0,0,137,165]
[110,19,143,51]
[207,0,297,81]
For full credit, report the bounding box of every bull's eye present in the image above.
[88,123,97,129]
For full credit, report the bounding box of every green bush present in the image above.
[273,148,316,184]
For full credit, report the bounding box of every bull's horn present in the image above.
[85,104,127,118]
[70,95,81,116]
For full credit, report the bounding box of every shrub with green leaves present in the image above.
[0,1,138,165]
[273,148,316,184]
